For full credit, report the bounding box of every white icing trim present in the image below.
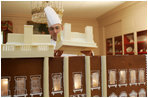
[119,91,127,97]
[139,88,146,97]
[129,90,137,97]
[109,92,117,97]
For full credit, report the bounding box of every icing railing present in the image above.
[1,44,54,58]
[2,44,52,52]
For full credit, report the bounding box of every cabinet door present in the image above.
[106,38,113,55]
[137,30,147,55]
[115,36,122,55]
[124,33,134,55]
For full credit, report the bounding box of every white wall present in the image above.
[97,1,147,55]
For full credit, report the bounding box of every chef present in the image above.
[44,6,93,57]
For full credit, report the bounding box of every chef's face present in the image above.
[48,24,63,41]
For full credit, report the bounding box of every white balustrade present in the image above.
[21,45,31,51]
[38,45,49,51]
[1,44,54,58]
[2,45,15,51]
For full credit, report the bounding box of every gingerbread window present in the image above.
[91,71,100,90]
[138,68,145,85]
[14,76,27,97]
[30,75,42,96]
[119,69,127,87]
[51,73,63,95]
[1,77,11,97]
[73,72,83,93]
[108,69,117,88]
[129,69,137,86]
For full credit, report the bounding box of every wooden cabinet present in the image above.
[115,36,122,55]
[106,30,147,55]
[106,38,113,55]
[124,33,134,55]
[137,30,147,55]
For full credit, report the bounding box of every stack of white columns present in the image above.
[43,56,107,97]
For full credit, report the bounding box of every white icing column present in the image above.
[85,56,91,97]
[63,56,69,97]
[63,23,71,40]
[43,57,49,97]
[24,25,33,44]
[101,56,107,97]
[85,26,94,43]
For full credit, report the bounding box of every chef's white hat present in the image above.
[44,6,61,27]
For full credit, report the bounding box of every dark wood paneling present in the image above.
[90,56,102,97]
[49,57,64,97]
[69,56,86,96]
[1,58,43,97]
[107,55,147,97]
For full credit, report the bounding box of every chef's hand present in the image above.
[81,50,94,56]
[54,50,63,57]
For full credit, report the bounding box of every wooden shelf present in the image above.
[115,52,122,54]
[137,41,147,44]
[107,45,113,47]
[107,53,113,55]
[124,42,134,45]
[125,52,134,54]
[115,44,122,46]
[138,52,147,54]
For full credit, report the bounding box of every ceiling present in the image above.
[1,1,125,19]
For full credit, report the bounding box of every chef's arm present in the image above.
[54,50,63,57]
[81,50,94,56]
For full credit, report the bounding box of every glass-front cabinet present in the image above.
[115,36,122,55]
[106,38,113,55]
[137,30,147,55]
[106,30,147,55]
[124,33,134,55]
